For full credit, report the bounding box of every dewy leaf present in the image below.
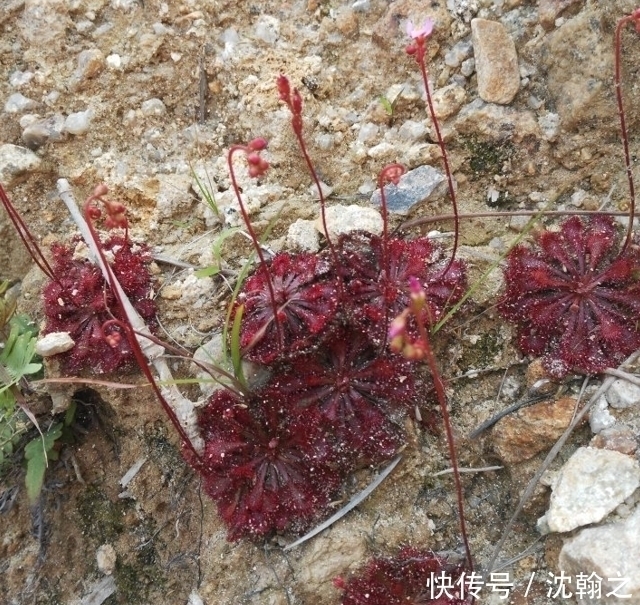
[24,423,63,503]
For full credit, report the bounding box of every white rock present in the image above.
[4,93,37,113]
[64,109,94,135]
[35,332,75,357]
[0,143,42,186]
[96,544,117,575]
[141,98,166,117]
[538,111,561,142]
[254,15,280,44]
[542,447,640,533]
[188,591,204,605]
[559,505,640,605]
[590,396,617,434]
[106,53,122,69]
[308,180,333,200]
[287,219,320,252]
[318,204,383,239]
[606,378,640,409]
[9,70,34,87]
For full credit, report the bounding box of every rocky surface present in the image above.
[2,1,640,604]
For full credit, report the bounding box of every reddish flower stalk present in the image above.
[81,189,203,464]
[227,139,284,347]
[276,74,341,273]
[0,183,58,282]
[406,18,460,274]
[378,163,407,339]
[389,277,473,571]
[614,8,640,256]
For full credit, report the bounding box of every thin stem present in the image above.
[398,209,630,232]
[378,164,406,345]
[227,145,283,346]
[415,45,460,273]
[0,184,58,281]
[293,129,342,270]
[614,13,638,256]
[83,209,203,465]
[414,307,473,571]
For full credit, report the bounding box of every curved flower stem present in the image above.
[82,203,203,465]
[378,163,406,345]
[414,307,473,571]
[614,11,640,256]
[414,42,460,274]
[0,184,58,282]
[227,145,283,347]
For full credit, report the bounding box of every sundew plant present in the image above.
[2,6,640,605]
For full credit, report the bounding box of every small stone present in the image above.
[96,544,117,575]
[357,122,380,143]
[64,109,94,135]
[590,425,638,456]
[542,447,640,533]
[318,204,383,239]
[308,180,333,200]
[21,114,66,149]
[9,70,34,87]
[369,165,447,215]
[0,144,42,187]
[491,397,579,464]
[537,111,561,142]
[444,40,473,68]
[455,99,540,143]
[431,83,466,120]
[460,58,475,77]
[73,48,105,82]
[397,120,427,142]
[559,506,640,605]
[590,396,617,434]
[35,332,75,357]
[471,18,520,104]
[106,53,122,70]
[287,219,320,253]
[254,15,280,44]
[351,0,370,12]
[4,93,37,113]
[538,0,582,30]
[606,378,640,409]
[141,98,166,117]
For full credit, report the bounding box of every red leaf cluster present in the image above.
[499,215,640,377]
[335,547,470,605]
[42,236,156,373]
[198,387,342,540]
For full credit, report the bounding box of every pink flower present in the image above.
[406,17,434,41]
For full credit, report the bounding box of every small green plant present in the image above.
[0,283,72,504]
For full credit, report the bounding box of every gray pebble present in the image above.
[141,98,167,117]
[606,379,640,410]
[21,113,65,149]
[370,165,448,215]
